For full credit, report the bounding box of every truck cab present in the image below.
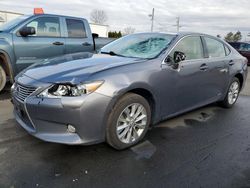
[0,13,101,92]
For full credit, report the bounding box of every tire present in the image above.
[219,77,240,108]
[106,93,151,150]
[0,65,6,92]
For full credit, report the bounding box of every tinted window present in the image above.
[239,43,250,51]
[205,37,225,58]
[26,17,60,37]
[66,19,87,38]
[170,36,203,60]
[229,42,240,50]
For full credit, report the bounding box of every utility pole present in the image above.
[149,8,155,32]
[173,17,181,32]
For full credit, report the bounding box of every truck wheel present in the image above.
[0,65,7,92]
[106,93,151,150]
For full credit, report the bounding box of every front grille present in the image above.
[15,83,37,102]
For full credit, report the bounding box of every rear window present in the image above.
[239,43,250,51]
[229,42,240,50]
[66,19,87,38]
[204,37,226,58]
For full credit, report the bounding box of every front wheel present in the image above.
[219,77,240,108]
[0,65,7,92]
[106,93,151,150]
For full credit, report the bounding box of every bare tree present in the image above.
[90,9,108,24]
[123,27,136,35]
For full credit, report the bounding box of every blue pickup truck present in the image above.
[0,13,112,92]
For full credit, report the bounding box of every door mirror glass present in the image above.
[173,51,186,63]
[19,26,36,37]
[165,55,179,70]
[92,33,99,38]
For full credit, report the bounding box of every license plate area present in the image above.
[13,97,35,130]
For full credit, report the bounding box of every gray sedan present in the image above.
[11,32,248,149]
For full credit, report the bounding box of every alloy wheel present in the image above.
[228,81,240,105]
[116,103,147,144]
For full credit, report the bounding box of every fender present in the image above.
[0,49,15,82]
[105,82,161,125]
[0,36,17,82]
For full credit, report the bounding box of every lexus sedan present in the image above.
[11,32,248,150]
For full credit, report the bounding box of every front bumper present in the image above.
[12,75,112,145]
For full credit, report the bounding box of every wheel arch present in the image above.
[0,50,14,83]
[234,73,244,90]
[108,84,160,125]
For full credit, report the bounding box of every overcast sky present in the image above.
[0,0,250,38]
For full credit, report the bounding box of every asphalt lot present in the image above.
[0,69,250,188]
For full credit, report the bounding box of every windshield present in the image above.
[0,15,30,31]
[101,33,175,59]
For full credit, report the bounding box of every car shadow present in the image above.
[0,83,11,101]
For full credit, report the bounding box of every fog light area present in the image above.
[67,124,76,133]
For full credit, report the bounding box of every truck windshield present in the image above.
[100,33,175,59]
[0,15,30,31]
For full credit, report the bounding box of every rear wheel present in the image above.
[0,65,6,92]
[219,77,240,108]
[106,93,151,150]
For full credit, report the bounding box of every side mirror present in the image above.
[165,56,179,69]
[92,33,99,38]
[173,51,186,64]
[19,26,36,37]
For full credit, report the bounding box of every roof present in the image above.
[228,41,250,44]
[31,13,88,21]
[130,32,213,37]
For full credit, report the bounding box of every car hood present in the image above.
[22,52,142,84]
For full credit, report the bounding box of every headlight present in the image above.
[38,81,104,98]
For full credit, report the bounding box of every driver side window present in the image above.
[26,17,61,37]
[170,36,203,61]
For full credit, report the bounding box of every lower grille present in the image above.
[15,83,37,102]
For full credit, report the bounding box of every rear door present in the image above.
[202,36,229,97]
[13,16,65,72]
[63,18,94,54]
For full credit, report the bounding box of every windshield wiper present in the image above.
[101,51,125,57]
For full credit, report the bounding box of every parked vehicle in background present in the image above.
[11,32,248,150]
[0,12,113,92]
[229,42,250,65]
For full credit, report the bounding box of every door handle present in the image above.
[229,60,235,66]
[200,64,209,71]
[53,42,64,46]
[82,42,91,46]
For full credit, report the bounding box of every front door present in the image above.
[13,16,65,73]
[160,36,213,117]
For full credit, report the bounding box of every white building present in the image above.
[0,10,23,26]
[0,10,109,37]
[89,23,109,37]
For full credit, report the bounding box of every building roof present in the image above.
[0,10,24,15]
